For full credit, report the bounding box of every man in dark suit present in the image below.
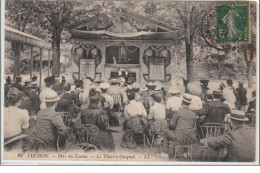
[236,81,247,110]
[201,110,256,162]
[11,76,23,91]
[195,90,231,124]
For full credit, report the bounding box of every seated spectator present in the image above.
[4,87,30,150]
[34,90,68,151]
[81,88,115,152]
[148,94,168,140]
[201,110,255,162]
[139,85,151,114]
[196,90,231,124]
[166,86,182,112]
[187,82,203,111]
[161,94,197,158]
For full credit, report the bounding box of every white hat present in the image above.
[99,83,110,89]
[182,93,193,103]
[168,86,180,94]
[132,82,140,89]
[43,90,60,102]
[154,81,162,88]
[229,110,248,122]
[140,85,148,92]
[127,85,132,90]
[118,77,125,83]
[154,86,161,91]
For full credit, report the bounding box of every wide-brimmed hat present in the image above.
[99,82,110,89]
[118,77,125,83]
[229,110,248,122]
[43,90,60,102]
[131,82,140,89]
[168,86,180,94]
[110,78,119,84]
[154,81,163,88]
[154,86,161,91]
[140,85,148,92]
[182,93,193,103]
[213,89,223,96]
[7,87,23,103]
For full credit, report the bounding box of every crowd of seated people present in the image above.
[4,75,256,162]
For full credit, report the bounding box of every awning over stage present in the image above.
[70,29,180,40]
[5,25,52,50]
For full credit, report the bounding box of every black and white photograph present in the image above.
[1,0,259,165]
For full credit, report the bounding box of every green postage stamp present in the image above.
[216,1,249,42]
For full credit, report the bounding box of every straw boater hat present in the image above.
[182,93,193,104]
[154,81,162,88]
[146,82,156,90]
[43,90,60,102]
[213,89,223,97]
[131,82,140,89]
[24,80,31,85]
[154,86,161,91]
[140,85,148,92]
[229,110,248,122]
[99,82,110,90]
[168,86,180,94]
[118,77,125,84]
[110,78,119,84]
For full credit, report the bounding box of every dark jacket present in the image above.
[208,125,256,162]
[11,82,23,91]
[236,87,247,105]
[196,100,231,124]
[35,107,68,150]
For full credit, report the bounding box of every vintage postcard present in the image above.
[1,0,259,165]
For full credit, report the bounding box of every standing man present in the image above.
[201,110,255,162]
[236,81,247,111]
[11,76,23,91]
[39,76,56,110]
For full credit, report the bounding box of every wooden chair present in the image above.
[22,137,47,152]
[201,123,225,139]
[246,113,256,127]
[123,116,150,149]
[200,123,225,161]
[168,118,198,161]
[149,119,168,148]
[29,98,41,116]
[76,124,99,146]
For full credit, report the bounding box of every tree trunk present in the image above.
[11,41,21,80]
[185,41,195,82]
[52,26,62,77]
[247,49,254,88]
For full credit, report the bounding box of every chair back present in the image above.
[68,106,81,118]
[111,94,122,105]
[150,119,168,134]
[201,123,225,139]
[127,116,145,133]
[77,124,99,145]
[29,98,41,115]
[22,137,46,152]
